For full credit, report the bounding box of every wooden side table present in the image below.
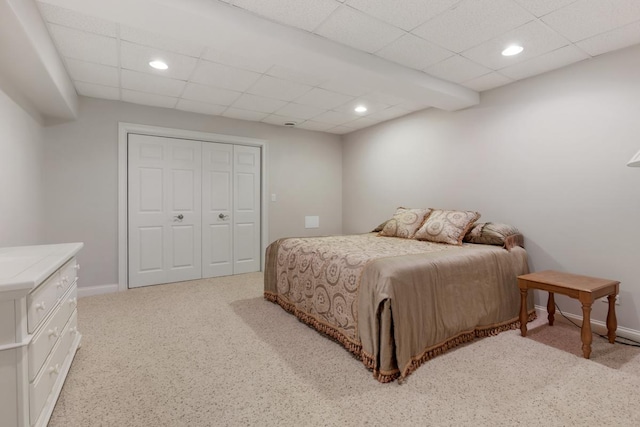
[517,270,619,359]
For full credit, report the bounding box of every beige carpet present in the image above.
[50,273,640,426]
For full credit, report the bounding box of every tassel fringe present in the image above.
[265,291,537,383]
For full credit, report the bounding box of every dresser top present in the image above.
[0,243,83,293]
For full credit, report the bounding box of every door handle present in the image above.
[218,213,229,220]
[174,214,184,221]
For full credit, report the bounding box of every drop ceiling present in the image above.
[34,0,640,134]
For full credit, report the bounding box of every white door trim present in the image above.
[118,122,269,292]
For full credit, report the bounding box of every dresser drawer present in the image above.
[28,285,77,382]
[27,272,61,333]
[29,311,78,424]
[57,258,78,298]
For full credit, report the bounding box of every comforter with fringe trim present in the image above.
[264,233,535,383]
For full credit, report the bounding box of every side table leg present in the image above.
[519,289,528,337]
[547,292,555,326]
[607,294,617,344]
[581,302,593,359]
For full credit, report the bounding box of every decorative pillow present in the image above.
[464,222,521,247]
[379,207,431,239]
[414,209,480,245]
[372,220,389,233]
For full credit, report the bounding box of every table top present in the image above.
[518,270,619,293]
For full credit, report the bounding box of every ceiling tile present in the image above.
[363,92,407,106]
[319,80,370,97]
[313,110,359,125]
[182,83,242,106]
[38,2,118,37]
[121,89,177,108]
[223,108,269,121]
[191,60,262,92]
[275,102,325,120]
[513,0,579,17]
[365,105,413,121]
[201,48,272,73]
[74,82,119,100]
[376,33,454,70]
[346,0,462,31]
[65,58,118,87]
[346,117,379,129]
[296,88,355,109]
[326,125,355,134]
[266,65,326,87]
[425,55,493,84]
[232,0,340,31]
[576,20,640,56]
[462,72,513,92]
[120,25,205,57]
[121,70,186,97]
[120,42,198,80]
[542,0,640,42]
[314,6,405,53]
[294,120,337,131]
[412,0,534,52]
[261,114,301,126]
[499,45,589,80]
[461,20,569,70]
[49,24,118,66]
[175,99,227,116]
[246,75,313,101]
[231,93,288,113]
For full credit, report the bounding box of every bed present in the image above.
[264,212,535,383]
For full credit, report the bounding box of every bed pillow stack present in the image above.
[464,222,521,247]
[413,209,480,245]
[379,207,432,239]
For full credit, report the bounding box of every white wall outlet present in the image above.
[305,216,319,229]
[271,193,276,202]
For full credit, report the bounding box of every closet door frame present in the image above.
[117,122,268,292]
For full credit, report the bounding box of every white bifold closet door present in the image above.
[202,143,261,277]
[128,134,202,288]
[128,134,261,288]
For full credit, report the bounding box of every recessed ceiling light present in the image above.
[354,105,367,113]
[149,60,168,70]
[501,45,523,56]
[284,122,296,127]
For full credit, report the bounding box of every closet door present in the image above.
[233,145,261,274]
[202,143,233,278]
[128,134,202,288]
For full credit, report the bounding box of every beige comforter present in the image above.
[264,233,533,382]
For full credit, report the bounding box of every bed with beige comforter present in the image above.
[264,233,534,382]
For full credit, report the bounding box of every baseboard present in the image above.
[78,284,119,298]
[534,304,640,343]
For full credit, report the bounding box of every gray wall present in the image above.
[342,45,640,331]
[0,88,44,246]
[43,96,343,288]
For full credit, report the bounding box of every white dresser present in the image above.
[0,243,83,427]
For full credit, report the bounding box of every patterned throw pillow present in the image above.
[464,222,520,246]
[414,209,480,245]
[379,207,432,239]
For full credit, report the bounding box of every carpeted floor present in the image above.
[50,273,640,426]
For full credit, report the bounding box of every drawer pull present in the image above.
[69,297,77,306]
[70,327,78,335]
[56,281,65,289]
[62,275,69,284]
[48,364,60,376]
[35,301,46,311]
[48,327,60,338]
[75,264,80,271]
